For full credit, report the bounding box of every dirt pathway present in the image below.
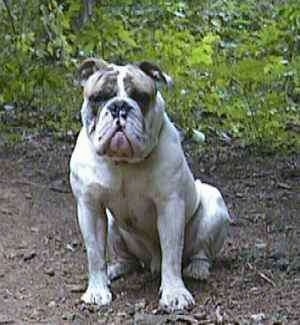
[0,140,299,324]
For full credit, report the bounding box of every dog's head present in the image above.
[78,58,172,162]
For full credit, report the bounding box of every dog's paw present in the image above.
[159,285,195,312]
[183,258,210,280]
[81,286,112,306]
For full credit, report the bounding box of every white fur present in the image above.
[116,66,128,98]
[70,67,230,312]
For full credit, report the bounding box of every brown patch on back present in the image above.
[123,65,156,112]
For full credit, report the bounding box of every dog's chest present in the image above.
[106,177,157,234]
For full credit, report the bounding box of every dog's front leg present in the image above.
[157,196,195,312]
[77,199,112,306]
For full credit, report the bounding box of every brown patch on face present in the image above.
[84,68,118,102]
[123,65,156,113]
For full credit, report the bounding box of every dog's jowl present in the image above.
[70,58,230,312]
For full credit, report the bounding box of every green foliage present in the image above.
[0,0,299,152]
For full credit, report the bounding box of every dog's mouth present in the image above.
[105,125,133,158]
[94,110,146,161]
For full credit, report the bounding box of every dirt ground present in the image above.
[0,137,299,324]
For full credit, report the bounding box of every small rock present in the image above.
[220,131,232,144]
[25,193,32,199]
[29,308,42,320]
[116,311,127,318]
[0,208,12,215]
[96,320,108,325]
[4,104,15,112]
[215,305,223,323]
[48,300,56,308]
[249,287,260,293]
[17,242,28,249]
[192,129,206,143]
[193,311,207,320]
[135,299,146,311]
[62,312,76,321]
[71,239,79,247]
[277,182,292,190]
[79,303,86,312]
[44,267,55,276]
[255,240,267,250]
[49,179,70,193]
[251,313,266,323]
[66,243,75,252]
[23,250,36,262]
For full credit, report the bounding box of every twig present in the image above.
[82,0,94,25]
[247,262,276,287]
[2,0,17,34]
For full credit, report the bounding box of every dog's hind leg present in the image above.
[183,180,230,280]
[107,210,140,281]
[183,250,211,280]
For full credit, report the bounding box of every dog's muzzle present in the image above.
[104,100,134,158]
[94,98,140,159]
[108,100,133,121]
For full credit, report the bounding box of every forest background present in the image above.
[0,0,299,153]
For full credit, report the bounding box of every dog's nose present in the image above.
[108,100,132,119]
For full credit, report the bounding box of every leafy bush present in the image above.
[0,0,299,152]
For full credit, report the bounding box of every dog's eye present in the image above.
[90,94,107,104]
[89,95,106,117]
[131,89,151,109]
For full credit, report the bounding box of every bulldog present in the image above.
[70,58,230,312]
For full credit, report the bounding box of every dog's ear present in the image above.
[77,58,108,86]
[137,61,173,88]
